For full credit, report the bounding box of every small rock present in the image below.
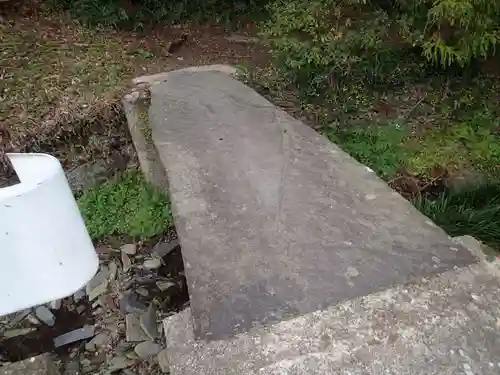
[125,314,149,342]
[108,261,118,281]
[35,305,56,326]
[122,278,134,290]
[152,239,180,258]
[120,293,148,315]
[134,341,162,359]
[85,332,110,351]
[121,252,132,273]
[88,279,109,301]
[67,157,126,193]
[139,305,158,340]
[73,289,86,302]
[26,313,42,326]
[9,309,30,325]
[125,351,139,360]
[86,267,109,296]
[122,370,137,375]
[50,300,62,310]
[157,349,170,373]
[143,258,162,270]
[156,281,176,292]
[3,327,36,338]
[115,341,134,355]
[76,305,86,314]
[107,356,134,372]
[54,326,95,348]
[121,244,137,255]
[135,288,149,297]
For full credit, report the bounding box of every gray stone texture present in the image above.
[0,354,59,375]
[148,70,476,341]
[163,257,500,375]
[123,87,168,190]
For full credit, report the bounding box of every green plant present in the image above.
[402,0,500,67]
[408,110,500,174]
[77,169,172,240]
[49,0,270,28]
[324,122,409,178]
[413,180,500,249]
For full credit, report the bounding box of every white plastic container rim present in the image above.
[0,153,99,316]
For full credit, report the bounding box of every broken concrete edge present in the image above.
[132,65,239,86]
[125,65,238,190]
[161,236,500,375]
[122,85,169,190]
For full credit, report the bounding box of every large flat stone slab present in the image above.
[163,248,500,375]
[149,70,476,341]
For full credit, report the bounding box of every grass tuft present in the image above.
[77,169,172,240]
[412,181,500,249]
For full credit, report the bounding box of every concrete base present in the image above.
[163,237,500,375]
[148,69,475,341]
[125,67,500,375]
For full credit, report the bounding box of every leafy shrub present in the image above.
[263,0,500,102]
[49,0,269,28]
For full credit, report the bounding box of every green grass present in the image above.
[77,169,172,240]
[320,108,500,181]
[323,122,409,179]
[413,181,500,249]
[408,110,500,175]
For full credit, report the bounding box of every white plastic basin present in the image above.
[0,153,99,316]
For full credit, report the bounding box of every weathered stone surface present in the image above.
[66,156,126,193]
[0,354,59,375]
[149,70,476,341]
[121,244,137,256]
[143,259,161,270]
[125,314,149,342]
[121,252,132,273]
[85,332,110,351]
[157,350,170,374]
[156,281,176,292]
[3,327,36,338]
[132,65,237,86]
[54,326,95,348]
[86,267,108,297]
[134,341,162,359]
[50,300,62,310]
[122,87,169,189]
[35,306,56,326]
[152,239,180,259]
[163,258,500,375]
[139,305,158,340]
[73,290,86,302]
[120,293,148,315]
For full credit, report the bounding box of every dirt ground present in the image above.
[0,1,268,167]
